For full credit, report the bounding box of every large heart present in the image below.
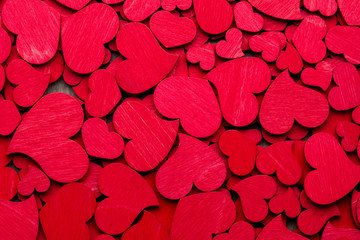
[7,93,89,183]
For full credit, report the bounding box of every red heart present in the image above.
[297,191,340,235]
[123,0,160,22]
[154,76,221,138]
[322,222,360,240]
[249,32,286,62]
[78,162,102,199]
[161,0,192,11]
[260,70,329,135]
[187,43,215,71]
[292,15,327,64]
[328,63,360,111]
[248,0,303,20]
[113,100,178,171]
[150,11,196,48]
[6,59,50,108]
[269,183,301,218]
[0,166,18,200]
[0,28,11,64]
[303,0,337,17]
[171,192,236,240]
[55,0,91,10]
[257,215,308,240]
[326,26,360,65]
[17,165,50,196]
[216,28,244,59]
[336,121,360,152]
[116,22,177,94]
[40,183,96,240]
[234,1,263,33]
[213,221,255,240]
[337,0,360,26]
[276,42,303,74]
[193,0,233,35]
[7,93,89,183]
[35,52,64,84]
[304,133,360,205]
[206,57,271,127]
[0,100,21,136]
[156,133,226,199]
[219,130,257,176]
[85,69,121,118]
[0,196,38,240]
[61,3,119,74]
[122,211,169,240]
[231,175,276,222]
[95,163,158,234]
[82,118,124,159]
[2,0,60,64]
[256,141,303,185]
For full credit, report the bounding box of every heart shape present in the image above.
[0,196,38,240]
[234,1,263,32]
[61,3,119,74]
[336,121,360,152]
[0,28,11,64]
[6,59,50,108]
[231,175,276,222]
[193,0,233,35]
[116,22,177,94]
[0,100,21,136]
[150,11,196,48]
[17,165,50,196]
[322,222,360,239]
[260,70,329,135]
[40,183,96,240]
[292,15,327,64]
[55,0,91,10]
[213,221,255,240]
[249,31,286,62]
[156,133,226,199]
[301,60,335,91]
[206,57,271,127]
[82,118,124,159]
[219,130,257,176]
[161,0,192,11]
[303,0,337,17]
[154,76,221,138]
[123,0,160,22]
[113,99,178,172]
[269,182,301,218]
[187,43,215,71]
[7,93,89,183]
[171,192,236,240]
[122,211,169,240]
[216,28,244,59]
[0,166,18,200]
[248,0,303,20]
[2,0,60,64]
[297,191,340,235]
[85,69,121,118]
[328,63,360,111]
[304,133,360,205]
[276,42,303,74]
[337,0,360,26]
[95,163,158,235]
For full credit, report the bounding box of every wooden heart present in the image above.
[123,0,160,22]
[187,43,215,71]
[336,121,360,152]
[213,221,255,240]
[216,28,245,59]
[269,185,301,218]
[161,0,192,11]
[17,165,50,196]
[337,0,360,26]
[249,31,286,62]
[248,0,303,20]
[303,0,337,17]
[276,42,303,74]
[234,1,263,33]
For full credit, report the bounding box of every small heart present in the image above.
[61,3,119,74]
[260,70,329,135]
[0,100,21,136]
[304,133,360,205]
[276,42,303,74]
[303,0,337,17]
[0,28,11,64]
[55,0,91,10]
[322,222,360,240]
[0,166,19,200]
[219,130,257,176]
[328,63,360,111]
[40,183,96,240]
[301,65,333,91]
[2,0,60,64]
[297,191,340,235]
[116,22,177,94]
[248,0,303,20]
[82,118,124,159]
[231,175,276,222]
[193,0,233,34]
[187,43,215,71]
[156,133,226,199]
[161,0,192,11]
[123,0,160,22]
[6,59,50,108]
[249,31,286,62]
[213,221,255,240]
[85,69,121,118]
[292,15,327,64]
[113,100,178,171]
[17,165,50,196]
[171,192,236,240]
[234,1,263,32]
[269,181,301,218]
[216,28,244,59]
[154,76,221,138]
[337,0,360,26]
[336,121,360,152]
[0,196,38,240]
[150,11,196,48]
[95,163,158,235]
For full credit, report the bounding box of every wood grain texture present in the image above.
[154,76,221,138]
[123,0,160,22]
[216,28,244,59]
[161,0,192,11]
[337,0,360,26]
[35,52,64,84]
[336,121,360,152]
[322,222,360,240]
[78,162,102,198]
[186,43,215,71]
[213,221,255,240]
[249,31,286,62]
[234,1,263,33]
[0,166,18,200]
[7,93,89,183]
[2,0,60,64]
[248,0,303,20]
[55,0,91,10]
[0,100,21,136]
[0,27,11,64]
[276,42,303,74]
[17,165,50,196]
[269,184,301,218]
[303,0,337,17]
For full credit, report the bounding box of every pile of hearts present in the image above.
[0,0,360,239]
